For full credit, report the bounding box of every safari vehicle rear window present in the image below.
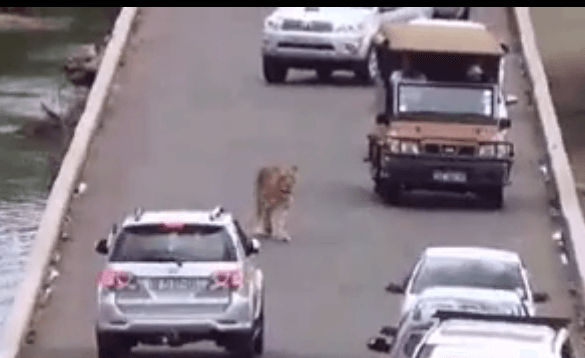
[397,83,494,118]
[110,224,237,263]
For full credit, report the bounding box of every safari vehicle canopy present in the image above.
[373,20,508,85]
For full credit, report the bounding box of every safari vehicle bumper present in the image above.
[379,155,512,190]
[262,30,369,66]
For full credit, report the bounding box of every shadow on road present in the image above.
[382,191,501,212]
[261,71,373,88]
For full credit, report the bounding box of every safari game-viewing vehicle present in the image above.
[365,20,517,208]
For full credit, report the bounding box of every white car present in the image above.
[368,311,572,358]
[385,246,550,317]
[261,7,433,84]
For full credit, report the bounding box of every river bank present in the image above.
[0,7,119,332]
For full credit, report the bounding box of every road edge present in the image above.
[512,6,585,347]
[0,7,139,358]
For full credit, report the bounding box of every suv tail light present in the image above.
[96,268,135,290]
[213,269,244,289]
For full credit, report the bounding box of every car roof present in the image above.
[374,21,504,56]
[423,246,521,263]
[121,209,233,228]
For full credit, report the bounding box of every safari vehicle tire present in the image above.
[96,331,131,358]
[263,56,287,84]
[381,182,401,205]
[355,46,377,85]
[316,68,333,82]
[480,185,503,209]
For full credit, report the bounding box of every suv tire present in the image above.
[96,331,130,358]
[228,305,264,358]
[355,46,377,85]
[263,56,287,84]
[381,182,401,205]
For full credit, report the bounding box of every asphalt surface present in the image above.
[19,7,576,358]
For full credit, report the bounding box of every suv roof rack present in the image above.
[133,207,144,221]
[209,206,225,221]
[432,310,570,330]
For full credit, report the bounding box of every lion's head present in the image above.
[276,165,298,195]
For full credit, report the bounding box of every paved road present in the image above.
[19,7,575,358]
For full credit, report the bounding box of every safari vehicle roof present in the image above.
[374,20,504,56]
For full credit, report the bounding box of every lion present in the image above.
[252,165,298,242]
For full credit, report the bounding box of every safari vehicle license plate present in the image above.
[432,170,467,183]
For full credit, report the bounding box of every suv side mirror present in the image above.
[380,325,399,337]
[367,335,392,353]
[385,282,405,294]
[249,238,261,255]
[95,238,109,255]
[501,43,510,54]
[499,118,511,130]
[533,292,550,303]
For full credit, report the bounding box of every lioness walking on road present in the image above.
[253,165,298,242]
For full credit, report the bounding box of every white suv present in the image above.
[94,207,264,358]
[261,7,432,84]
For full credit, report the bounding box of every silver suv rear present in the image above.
[94,207,264,358]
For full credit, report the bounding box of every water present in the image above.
[0,7,119,332]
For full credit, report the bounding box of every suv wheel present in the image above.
[355,46,377,85]
[263,56,287,84]
[228,307,264,358]
[254,304,265,354]
[96,331,130,358]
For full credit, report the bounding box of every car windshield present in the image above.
[110,224,237,262]
[397,84,495,118]
[410,256,525,295]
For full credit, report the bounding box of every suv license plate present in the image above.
[433,171,467,183]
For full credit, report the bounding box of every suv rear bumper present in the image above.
[379,155,512,190]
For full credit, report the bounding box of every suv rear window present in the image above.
[110,224,238,263]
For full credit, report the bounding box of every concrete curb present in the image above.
[512,5,585,323]
[0,7,139,358]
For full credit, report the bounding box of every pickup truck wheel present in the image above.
[316,68,332,82]
[480,185,503,209]
[263,56,287,84]
[96,332,130,358]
